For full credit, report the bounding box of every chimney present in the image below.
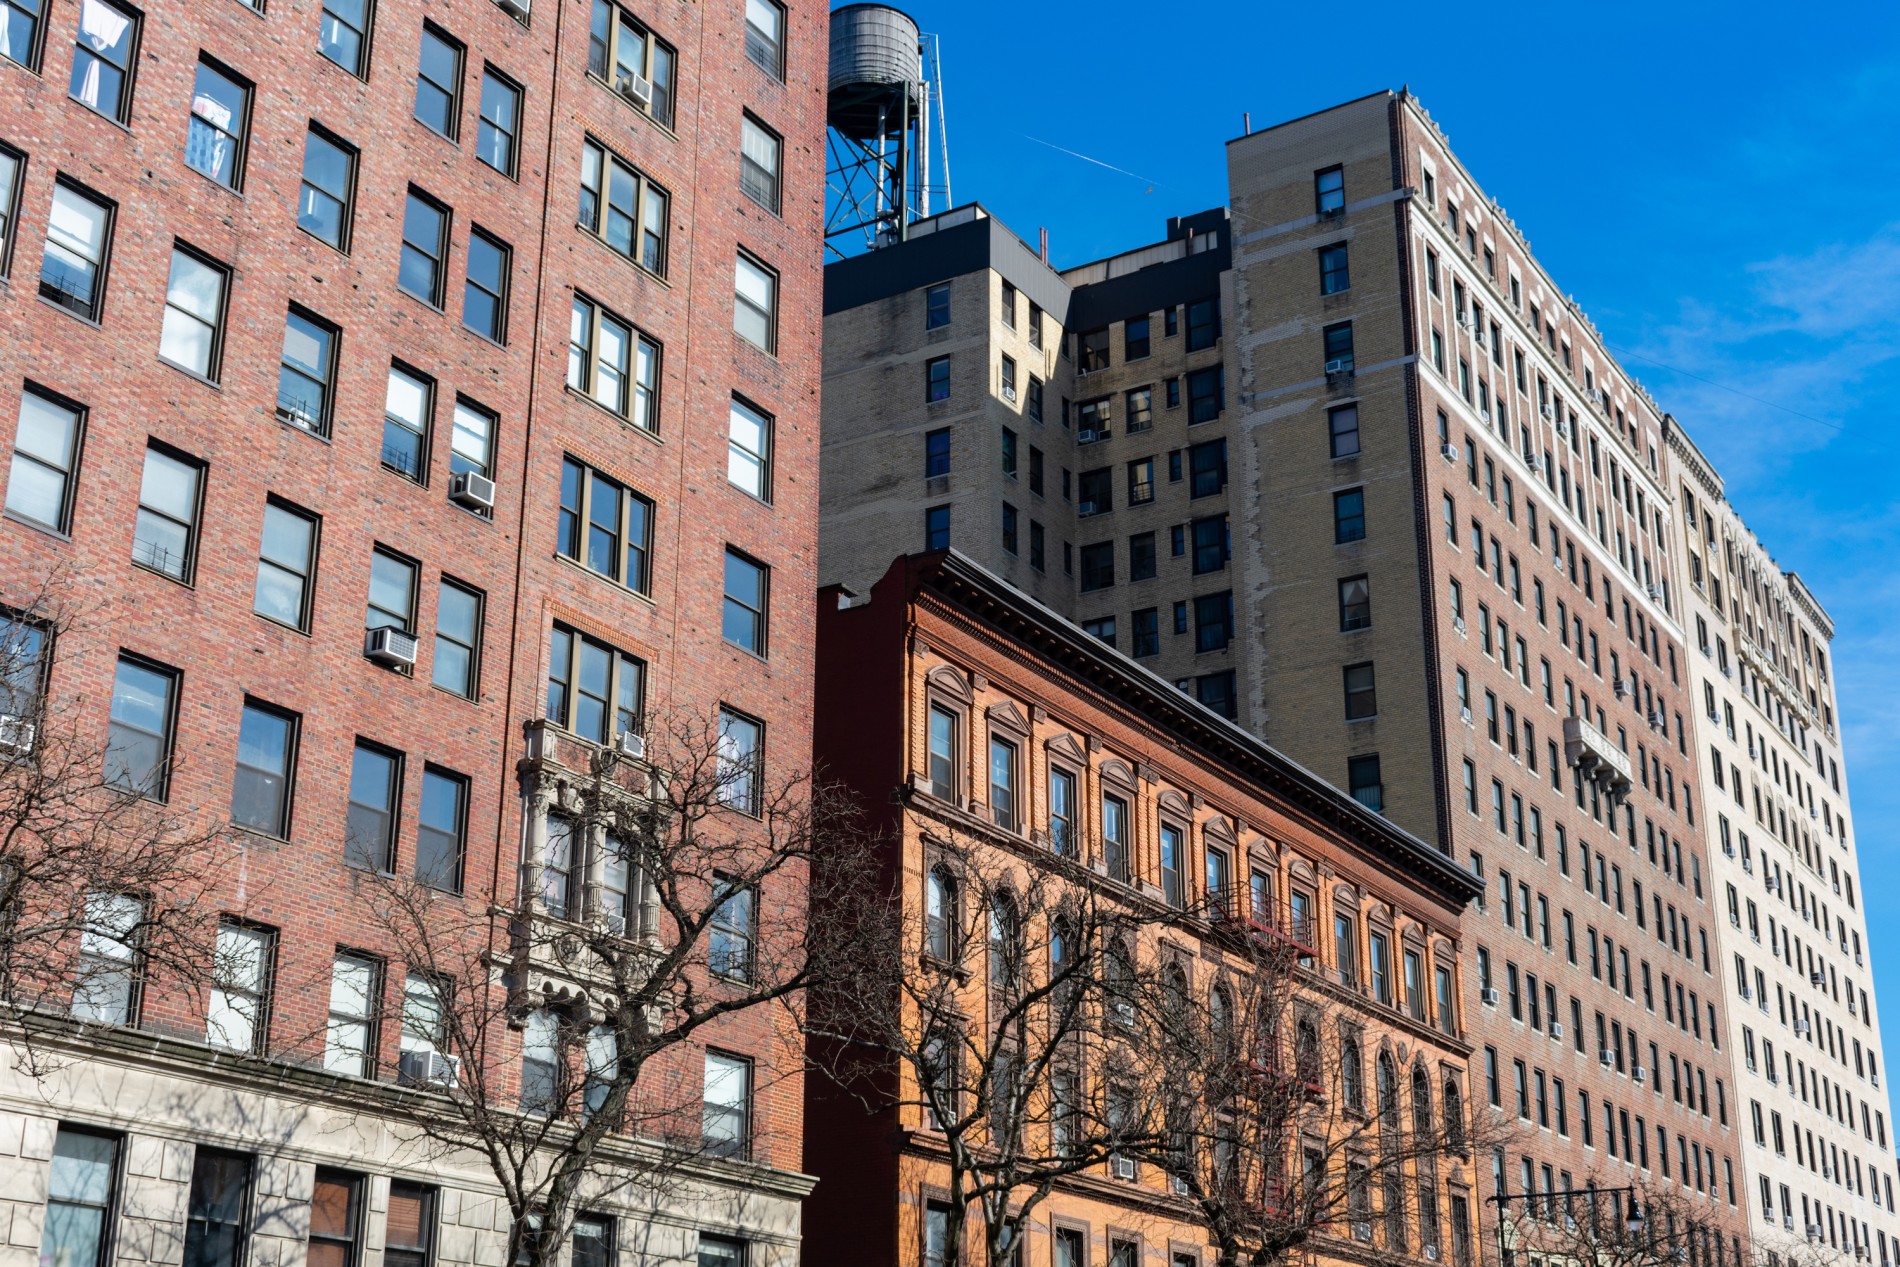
[1243,111,1252,136]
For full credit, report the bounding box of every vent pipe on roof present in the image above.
[1039,227,1048,263]
[1244,111,1252,135]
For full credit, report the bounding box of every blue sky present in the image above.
[875,0,1900,1069]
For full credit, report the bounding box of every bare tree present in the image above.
[337,705,882,1267]
[1490,1174,1750,1267]
[0,576,231,1073]
[1130,908,1505,1267]
[815,829,1183,1267]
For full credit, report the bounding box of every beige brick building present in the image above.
[821,88,1900,1267]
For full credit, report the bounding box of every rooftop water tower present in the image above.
[825,4,950,258]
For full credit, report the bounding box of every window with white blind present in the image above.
[739,114,780,213]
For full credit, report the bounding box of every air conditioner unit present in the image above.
[365,626,420,668]
[616,70,654,107]
[1615,680,1629,699]
[1722,666,1733,679]
[1598,1049,1615,1067]
[279,403,319,431]
[1795,1018,1810,1035]
[1111,1155,1137,1180]
[1424,1246,1440,1262]
[617,730,646,760]
[1441,443,1460,461]
[0,713,35,756]
[1481,987,1500,1006]
[1078,500,1098,515]
[1709,709,1721,723]
[1700,644,1712,657]
[1457,312,1471,329]
[1549,1022,1563,1040]
[397,1048,462,1088]
[1783,1214,1795,1231]
[1723,841,1736,857]
[450,471,497,511]
[1539,404,1554,420]
[1002,385,1017,402]
[1809,807,1818,820]
[1645,583,1664,600]
[1740,984,1752,999]
[1077,430,1101,444]
[1453,616,1467,637]
[1460,705,1473,726]
[1811,972,1826,986]
[1633,1065,1647,1084]
[1323,358,1352,375]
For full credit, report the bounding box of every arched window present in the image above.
[1106,939,1136,1028]
[1050,915,1078,1017]
[1341,1037,1363,1109]
[1442,1078,1465,1152]
[1412,1065,1434,1137]
[989,890,1020,995]
[925,866,957,961]
[1296,1018,1319,1084]
[1376,1051,1398,1127]
[1209,984,1232,1036]
[1163,965,1192,1052]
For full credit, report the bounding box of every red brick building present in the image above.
[0,0,821,1261]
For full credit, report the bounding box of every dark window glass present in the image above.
[1324,322,1355,373]
[1195,671,1237,719]
[307,1171,363,1267]
[924,429,950,478]
[232,701,296,836]
[414,24,462,138]
[1315,165,1345,213]
[924,505,950,550]
[1344,663,1378,719]
[319,0,372,76]
[1192,516,1227,574]
[1194,592,1232,652]
[106,656,176,799]
[416,766,466,891]
[1129,531,1156,581]
[925,356,950,402]
[399,190,448,305]
[462,230,509,342]
[1187,366,1223,423]
[1078,542,1114,592]
[298,127,356,250]
[1125,316,1150,360]
[185,60,250,189]
[345,742,400,872]
[925,283,950,329]
[1334,488,1366,543]
[183,1150,252,1267]
[1320,242,1350,294]
[722,549,767,655]
[1348,754,1383,811]
[277,307,337,435]
[1329,404,1360,458]
[476,69,520,176]
[1131,608,1159,658]
[47,1129,120,1267]
[1339,575,1371,631]
[1185,298,1219,351]
[1188,439,1226,498]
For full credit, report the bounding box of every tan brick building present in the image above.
[808,550,1483,1267]
[0,0,824,1261]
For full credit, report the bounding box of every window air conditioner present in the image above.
[1425,1246,1441,1262]
[1078,501,1098,515]
[1598,1049,1615,1067]
[450,471,498,511]
[1453,616,1467,637]
[1740,984,1751,999]
[617,730,647,760]
[1723,841,1736,857]
[1112,1155,1138,1180]
[1540,404,1554,420]
[1549,1022,1563,1040]
[1002,385,1017,402]
[1795,1018,1810,1035]
[617,70,654,107]
[1320,204,1344,220]
[1811,972,1826,986]
[598,909,628,936]
[0,713,35,756]
[1481,987,1499,1006]
[279,403,319,431]
[1783,1214,1795,1231]
[1633,1065,1647,1084]
[1441,443,1460,461]
[1324,358,1352,375]
[1645,583,1664,600]
[1077,430,1101,444]
[397,1048,462,1089]
[365,626,420,668]
[1457,312,1471,329]
[1460,705,1473,726]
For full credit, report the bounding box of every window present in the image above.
[1324,322,1355,373]
[254,499,318,631]
[924,705,959,801]
[989,736,1018,831]
[1185,297,1220,351]
[1159,822,1183,905]
[132,444,202,581]
[1194,591,1232,652]
[739,113,781,213]
[1125,315,1151,360]
[106,655,176,798]
[1348,754,1383,811]
[432,578,482,699]
[538,818,577,920]
[41,181,113,319]
[1078,541,1113,591]
[379,364,432,481]
[1192,515,1227,574]
[1315,165,1345,213]
[1,0,45,69]
[697,1238,743,1267]
[1329,403,1360,458]
[462,230,510,342]
[546,625,646,745]
[307,1172,364,1267]
[734,251,776,352]
[1319,242,1349,294]
[384,1185,434,1267]
[1189,438,1227,497]
[399,189,449,306]
[1344,662,1377,719]
[277,306,338,435]
[185,59,250,189]
[46,1128,120,1267]
[1338,575,1371,631]
[71,893,142,1023]
[345,742,400,872]
[207,921,273,1053]
[571,1218,613,1267]
[1187,365,1224,423]
[703,1052,751,1157]
[1080,616,1112,646]
[367,548,417,641]
[232,700,297,837]
[413,24,462,138]
[1129,530,1156,580]
[6,389,83,532]
[415,766,466,891]
[1001,503,1019,555]
[743,0,784,76]
[924,505,950,550]
[318,0,372,76]
[568,296,661,431]
[184,1149,252,1267]
[921,356,954,405]
[924,282,951,330]
[293,127,358,254]
[1334,488,1366,543]
[718,708,762,814]
[711,879,755,981]
[727,398,771,500]
[722,549,768,655]
[0,145,20,275]
[578,138,669,274]
[1131,608,1159,658]
[70,1,139,120]
[324,953,378,1075]
[476,68,520,176]
[159,246,228,379]
[588,0,676,126]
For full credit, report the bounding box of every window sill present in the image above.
[549,549,657,607]
[36,293,104,326]
[158,357,224,391]
[430,681,480,706]
[183,162,246,200]
[561,384,663,444]
[253,611,313,638]
[131,558,197,590]
[460,324,509,351]
[273,409,334,443]
[2,510,72,540]
[230,822,290,846]
[68,97,134,133]
[398,286,448,317]
[296,223,352,257]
